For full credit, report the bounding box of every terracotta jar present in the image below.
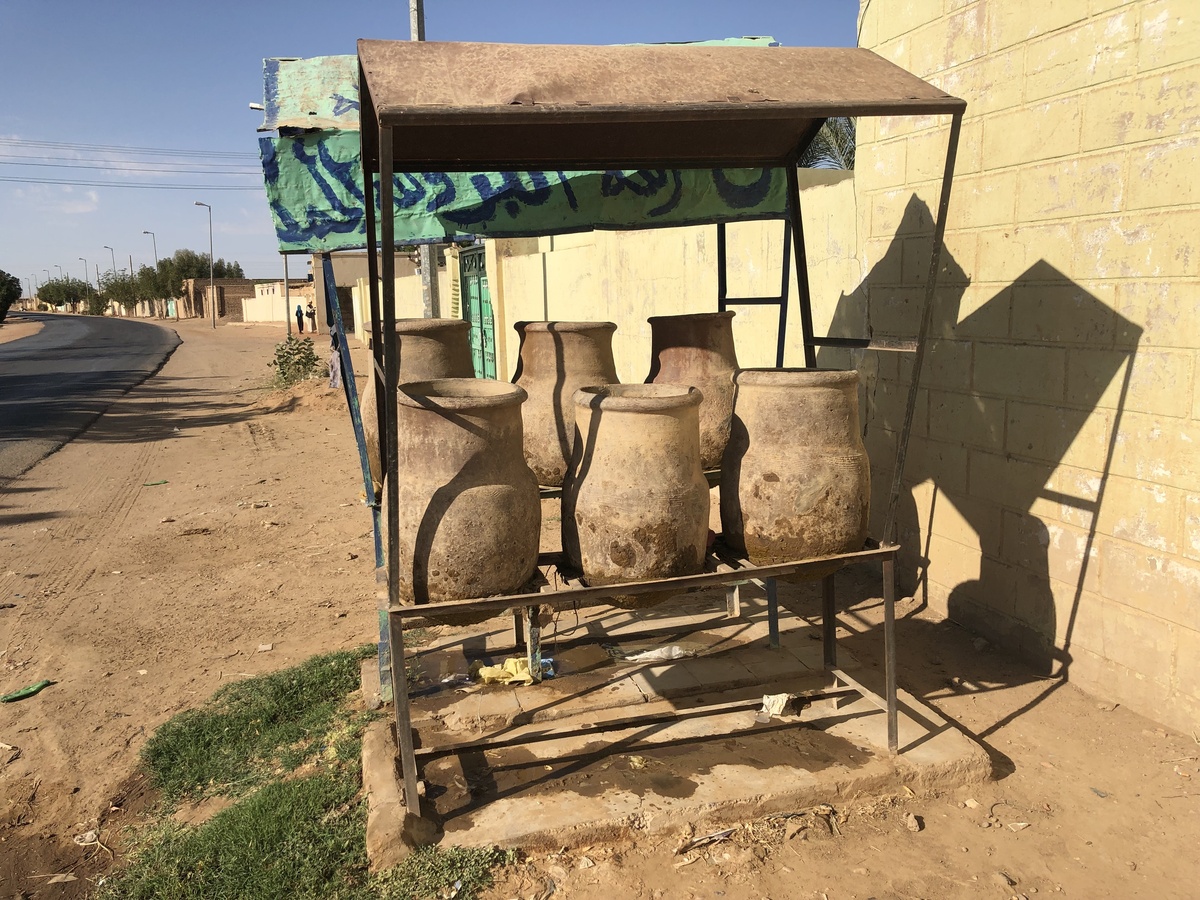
[645,311,739,469]
[362,318,474,493]
[720,369,870,567]
[512,320,619,486]
[390,378,540,623]
[562,384,710,604]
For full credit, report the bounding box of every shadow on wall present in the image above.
[821,196,1142,678]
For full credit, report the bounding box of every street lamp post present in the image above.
[142,230,159,268]
[143,229,170,321]
[78,258,88,291]
[194,202,215,329]
[55,264,64,279]
[43,269,50,283]
[103,245,117,278]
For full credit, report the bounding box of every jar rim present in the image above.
[647,310,736,323]
[393,317,469,334]
[574,383,703,411]
[515,320,617,334]
[734,368,859,387]
[398,377,526,410]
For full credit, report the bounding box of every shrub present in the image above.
[270,335,324,387]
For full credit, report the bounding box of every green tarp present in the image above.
[260,131,788,251]
[258,39,790,251]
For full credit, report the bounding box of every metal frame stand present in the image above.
[386,542,901,816]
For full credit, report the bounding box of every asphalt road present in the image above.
[0,313,180,480]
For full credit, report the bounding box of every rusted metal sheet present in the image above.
[260,55,359,133]
[357,40,965,170]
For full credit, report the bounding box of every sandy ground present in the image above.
[0,316,43,345]
[1,318,1197,899]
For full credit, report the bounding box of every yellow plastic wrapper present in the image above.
[471,657,536,685]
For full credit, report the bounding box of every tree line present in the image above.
[22,249,245,316]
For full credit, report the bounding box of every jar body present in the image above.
[391,379,540,623]
[563,384,709,602]
[646,311,739,469]
[512,321,619,486]
[720,369,870,566]
[362,318,475,493]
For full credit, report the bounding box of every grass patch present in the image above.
[105,647,512,900]
[101,773,368,900]
[141,646,373,801]
[375,846,513,899]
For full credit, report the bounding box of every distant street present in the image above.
[0,312,180,480]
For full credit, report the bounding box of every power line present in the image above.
[0,158,261,175]
[0,137,258,160]
[0,175,263,190]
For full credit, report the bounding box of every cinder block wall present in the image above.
[491,170,860,382]
[855,0,1199,730]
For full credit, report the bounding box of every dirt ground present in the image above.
[0,317,43,345]
[1,318,1197,899]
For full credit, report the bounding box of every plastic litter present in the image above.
[470,657,555,685]
[756,693,791,723]
[622,645,696,663]
[0,679,53,703]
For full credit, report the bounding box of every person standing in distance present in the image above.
[295,304,305,333]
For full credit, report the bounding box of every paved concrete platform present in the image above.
[363,588,990,858]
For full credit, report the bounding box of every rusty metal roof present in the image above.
[357,40,965,170]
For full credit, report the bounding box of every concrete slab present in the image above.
[363,599,991,863]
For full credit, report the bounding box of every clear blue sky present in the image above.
[0,1,858,294]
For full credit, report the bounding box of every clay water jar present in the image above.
[720,369,870,569]
[562,384,710,605]
[512,320,620,486]
[645,311,739,469]
[390,378,540,624]
[362,318,474,493]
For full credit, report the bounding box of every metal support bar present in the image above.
[525,606,542,684]
[883,555,898,755]
[513,609,526,650]
[388,544,895,620]
[811,336,919,352]
[765,578,780,649]
[822,573,837,668]
[321,256,374,499]
[882,112,964,542]
[716,220,792,367]
[785,162,816,368]
[387,611,422,814]
[413,686,862,760]
[725,584,741,619]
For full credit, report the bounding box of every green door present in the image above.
[460,248,496,379]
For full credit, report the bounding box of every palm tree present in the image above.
[798,116,856,170]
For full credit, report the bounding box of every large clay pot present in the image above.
[562,384,710,605]
[720,369,870,568]
[362,318,474,493]
[512,320,620,486]
[645,311,739,469]
[390,378,540,624]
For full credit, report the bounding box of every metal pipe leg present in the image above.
[513,609,526,651]
[766,578,780,649]
[387,612,423,815]
[822,573,837,669]
[725,584,741,619]
[525,605,542,684]
[883,556,898,755]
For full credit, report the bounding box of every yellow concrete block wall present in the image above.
[857,0,1200,731]
[491,172,860,382]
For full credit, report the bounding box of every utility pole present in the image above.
[410,0,441,318]
[283,254,292,336]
